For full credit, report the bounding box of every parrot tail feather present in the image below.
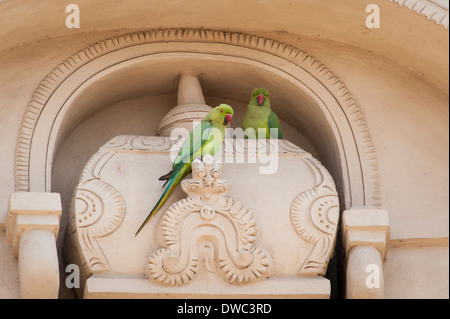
[135,172,181,236]
[162,179,170,188]
[159,170,172,188]
[158,171,172,181]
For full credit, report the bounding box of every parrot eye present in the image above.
[220,110,223,113]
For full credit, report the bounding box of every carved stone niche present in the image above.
[67,135,339,299]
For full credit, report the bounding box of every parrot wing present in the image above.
[159,120,212,186]
[135,121,212,236]
[268,110,283,139]
[173,120,212,167]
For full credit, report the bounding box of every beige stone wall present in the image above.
[0,0,448,298]
[384,246,449,299]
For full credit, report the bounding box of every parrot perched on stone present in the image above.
[135,104,234,236]
[242,88,283,139]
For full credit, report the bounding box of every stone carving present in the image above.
[101,134,309,157]
[147,155,270,286]
[223,137,309,156]
[102,135,175,152]
[66,135,342,298]
[70,151,126,273]
[290,157,339,276]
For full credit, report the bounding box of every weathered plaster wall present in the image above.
[0,0,448,298]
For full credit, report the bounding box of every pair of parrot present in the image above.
[135,88,282,235]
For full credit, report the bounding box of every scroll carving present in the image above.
[147,155,270,286]
[290,157,339,276]
[70,151,126,273]
[101,135,175,152]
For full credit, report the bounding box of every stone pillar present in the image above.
[6,192,62,299]
[342,209,389,299]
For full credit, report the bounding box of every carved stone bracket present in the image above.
[6,192,62,298]
[147,155,271,286]
[342,208,390,299]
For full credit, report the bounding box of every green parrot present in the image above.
[135,104,234,236]
[242,88,283,139]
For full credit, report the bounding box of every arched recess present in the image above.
[14,29,381,210]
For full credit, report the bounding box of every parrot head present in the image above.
[207,104,234,126]
[250,88,271,107]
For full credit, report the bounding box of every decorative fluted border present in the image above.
[390,0,449,29]
[14,28,381,207]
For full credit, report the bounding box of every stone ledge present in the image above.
[84,275,331,299]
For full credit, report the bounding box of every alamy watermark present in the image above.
[169,125,280,175]
[366,4,381,29]
[65,3,380,30]
[365,263,381,289]
[65,264,80,289]
[65,4,80,29]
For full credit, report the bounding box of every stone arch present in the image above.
[14,28,381,210]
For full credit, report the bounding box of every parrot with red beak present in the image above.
[135,104,234,236]
[242,88,283,139]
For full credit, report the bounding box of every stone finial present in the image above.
[156,72,212,137]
